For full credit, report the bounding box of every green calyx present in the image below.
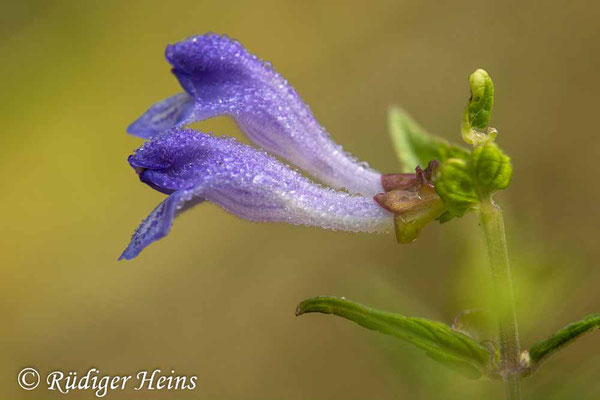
[435,158,479,217]
[436,143,512,217]
[470,143,512,195]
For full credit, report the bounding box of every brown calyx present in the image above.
[374,161,445,243]
[375,161,440,212]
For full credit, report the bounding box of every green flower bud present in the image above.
[470,143,512,196]
[435,144,512,216]
[435,158,479,217]
[461,69,496,146]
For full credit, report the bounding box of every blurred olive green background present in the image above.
[2,1,600,399]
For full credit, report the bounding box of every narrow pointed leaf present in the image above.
[388,107,468,173]
[422,346,484,379]
[296,296,492,378]
[529,313,600,367]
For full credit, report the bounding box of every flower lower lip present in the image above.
[138,169,176,195]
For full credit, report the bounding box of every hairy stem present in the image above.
[478,199,521,400]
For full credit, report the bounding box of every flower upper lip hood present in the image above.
[128,33,383,196]
[127,153,170,171]
[121,33,444,260]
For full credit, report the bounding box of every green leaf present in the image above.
[434,158,479,217]
[388,107,468,173]
[528,313,600,368]
[296,296,493,379]
[470,143,512,195]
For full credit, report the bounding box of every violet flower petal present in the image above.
[118,190,204,260]
[120,128,392,260]
[127,93,195,138]
[129,33,383,196]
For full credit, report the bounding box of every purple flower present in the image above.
[119,128,393,260]
[128,33,381,196]
[121,34,442,260]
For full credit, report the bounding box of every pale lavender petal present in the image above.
[131,33,383,196]
[120,128,392,260]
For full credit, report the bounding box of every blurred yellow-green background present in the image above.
[2,1,600,399]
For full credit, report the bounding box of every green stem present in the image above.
[478,199,522,400]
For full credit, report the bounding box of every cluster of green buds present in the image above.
[388,68,512,231]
